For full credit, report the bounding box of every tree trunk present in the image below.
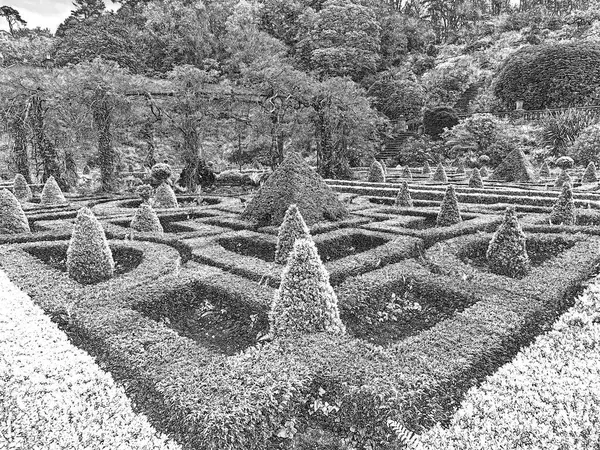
[93,90,116,192]
[10,109,31,182]
[180,115,201,192]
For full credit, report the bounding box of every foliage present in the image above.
[394,181,413,207]
[554,168,573,188]
[422,160,432,175]
[40,176,67,205]
[367,74,425,121]
[539,161,551,178]
[153,183,179,209]
[432,162,448,182]
[582,161,598,183]
[402,165,413,180]
[480,166,489,177]
[0,189,30,234]
[491,148,536,182]
[394,136,444,166]
[274,204,312,265]
[367,160,386,182]
[550,183,576,225]
[469,168,484,188]
[130,203,163,234]
[12,174,32,202]
[422,55,480,108]
[569,122,600,165]
[555,156,574,169]
[136,184,154,202]
[151,163,173,182]
[436,185,462,226]
[269,238,346,337]
[423,106,459,140]
[486,207,530,278]
[536,109,598,157]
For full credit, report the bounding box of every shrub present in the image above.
[423,160,432,175]
[581,162,598,183]
[151,163,172,182]
[539,161,551,178]
[13,174,32,202]
[131,203,163,234]
[432,162,448,182]
[494,42,600,110]
[554,168,572,188]
[395,181,413,207]
[468,168,484,188]
[550,183,576,226]
[486,207,530,278]
[274,204,312,265]
[153,183,179,209]
[40,176,66,205]
[368,160,386,182]
[241,152,348,226]
[436,185,462,227]
[136,184,154,202]
[66,207,115,284]
[367,76,425,122]
[555,156,574,169]
[570,123,600,165]
[269,238,346,338]
[423,106,459,140]
[0,189,30,234]
[479,166,489,177]
[456,159,466,175]
[537,109,598,157]
[395,136,446,165]
[401,166,413,180]
[491,148,536,182]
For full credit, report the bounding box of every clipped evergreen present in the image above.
[13,174,32,202]
[150,163,172,182]
[422,160,432,175]
[402,166,413,180]
[269,238,346,338]
[153,183,178,209]
[130,203,163,234]
[436,185,462,227]
[395,181,413,208]
[66,207,114,284]
[539,161,551,178]
[581,161,598,183]
[432,162,448,183]
[468,168,484,188]
[480,166,489,177]
[82,165,91,175]
[40,176,66,205]
[136,184,154,203]
[241,152,348,226]
[549,182,576,225]
[368,160,386,182]
[274,204,312,265]
[0,189,30,234]
[491,148,536,182]
[486,207,530,278]
[554,168,572,188]
[455,159,466,175]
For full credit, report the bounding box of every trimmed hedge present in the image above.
[0,188,30,234]
[368,160,386,183]
[13,173,32,202]
[40,176,67,205]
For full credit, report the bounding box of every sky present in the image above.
[0,0,120,33]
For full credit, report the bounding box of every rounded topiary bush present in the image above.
[539,161,551,178]
[151,163,172,182]
[136,184,154,203]
[269,238,345,338]
[486,207,530,278]
[555,156,574,170]
[432,162,448,183]
[395,181,413,208]
[274,204,312,265]
[130,203,163,234]
[13,174,32,202]
[581,161,598,183]
[368,160,386,183]
[571,123,600,166]
[436,185,462,227]
[423,106,459,140]
[153,183,178,209]
[0,189,30,234]
[66,207,114,284]
[401,166,413,180]
[40,176,66,205]
[469,168,484,188]
[549,183,576,225]
[554,168,572,188]
[422,160,432,175]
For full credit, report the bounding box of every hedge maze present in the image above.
[2,159,600,449]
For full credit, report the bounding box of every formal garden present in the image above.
[2,0,600,449]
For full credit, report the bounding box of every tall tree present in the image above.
[0,6,27,36]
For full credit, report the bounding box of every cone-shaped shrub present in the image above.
[136,184,154,203]
[0,189,30,234]
[456,159,466,175]
[581,161,598,183]
[274,204,311,265]
[432,162,448,182]
[130,203,163,234]
[486,207,530,278]
[554,168,572,188]
[468,168,484,188]
[13,174,32,202]
[66,208,114,284]
[539,161,551,178]
[549,183,576,225]
[436,185,462,227]
[153,182,178,208]
[491,148,536,182]
[402,166,413,180]
[480,166,489,177]
[395,181,413,208]
[269,238,345,338]
[40,176,66,205]
[368,160,386,182]
[422,160,432,175]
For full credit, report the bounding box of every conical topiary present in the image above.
[66,207,114,284]
[468,168,484,188]
[432,162,448,183]
[486,207,530,278]
[130,203,163,234]
[554,168,572,188]
[549,183,576,225]
[402,166,413,180]
[153,182,178,208]
[269,238,346,338]
[480,166,489,177]
[368,160,386,183]
[455,159,466,175]
[40,176,66,205]
[436,185,462,227]
[13,174,32,202]
[422,160,432,176]
[241,152,348,226]
[0,189,30,234]
[275,204,312,265]
[581,162,598,183]
[395,181,413,208]
[538,161,551,178]
[491,148,536,182]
